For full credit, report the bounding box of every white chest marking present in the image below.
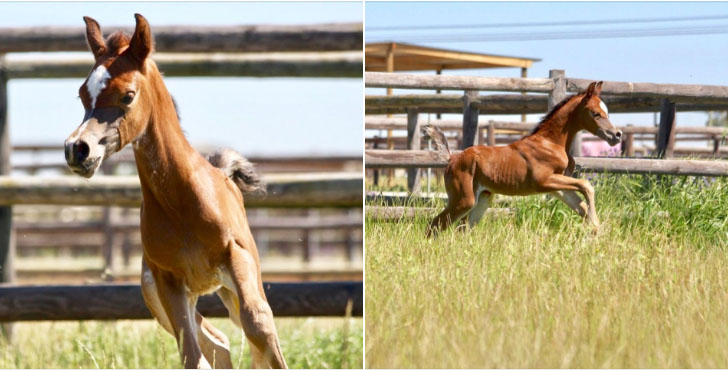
[87,65,111,109]
[599,100,609,117]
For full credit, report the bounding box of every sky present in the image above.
[1,1,363,161]
[365,1,728,134]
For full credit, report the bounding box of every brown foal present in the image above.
[64,14,287,368]
[424,81,622,237]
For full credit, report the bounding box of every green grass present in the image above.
[366,174,728,368]
[0,318,362,369]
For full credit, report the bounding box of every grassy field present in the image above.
[0,317,362,369]
[366,174,728,368]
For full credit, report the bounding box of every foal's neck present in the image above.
[132,66,198,198]
[532,97,582,151]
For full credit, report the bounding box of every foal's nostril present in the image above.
[615,130,623,138]
[74,141,90,163]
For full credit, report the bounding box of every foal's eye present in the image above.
[591,111,601,118]
[121,91,135,105]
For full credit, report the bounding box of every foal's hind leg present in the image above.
[226,246,287,369]
[427,173,477,237]
[195,312,234,368]
[427,199,475,237]
[466,191,492,228]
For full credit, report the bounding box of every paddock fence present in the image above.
[0,23,364,320]
[364,70,728,192]
[0,281,363,321]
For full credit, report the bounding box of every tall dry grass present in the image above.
[366,175,728,368]
[0,317,362,369]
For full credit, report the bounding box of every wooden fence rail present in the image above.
[0,23,363,53]
[0,282,363,321]
[365,72,554,92]
[3,52,362,79]
[365,149,728,177]
[0,173,363,208]
[365,72,728,103]
[364,117,728,136]
[365,94,728,115]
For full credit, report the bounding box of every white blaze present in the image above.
[599,100,609,117]
[87,65,111,108]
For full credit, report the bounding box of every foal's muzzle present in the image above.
[65,107,123,178]
[597,129,622,147]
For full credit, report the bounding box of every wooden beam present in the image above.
[0,173,362,208]
[462,90,480,149]
[0,282,363,321]
[0,64,13,338]
[0,23,363,53]
[656,99,677,158]
[393,44,534,68]
[406,108,421,193]
[567,77,728,104]
[364,149,728,176]
[365,72,554,92]
[5,52,363,79]
[365,94,728,115]
[0,65,13,286]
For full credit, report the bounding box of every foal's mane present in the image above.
[527,91,586,136]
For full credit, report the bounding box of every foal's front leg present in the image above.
[542,174,599,228]
[153,270,210,369]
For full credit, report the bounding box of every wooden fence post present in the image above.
[713,137,720,156]
[302,230,311,264]
[0,57,14,339]
[624,133,635,157]
[102,207,117,281]
[461,90,480,149]
[549,70,580,156]
[406,108,421,193]
[487,121,496,146]
[372,135,380,186]
[656,99,677,158]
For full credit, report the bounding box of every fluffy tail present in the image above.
[207,148,266,195]
[421,124,451,158]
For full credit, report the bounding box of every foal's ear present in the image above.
[127,13,153,66]
[83,16,106,59]
[594,81,604,96]
[583,81,598,100]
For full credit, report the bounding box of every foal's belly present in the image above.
[140,217,233,295]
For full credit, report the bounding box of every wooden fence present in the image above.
[4,52,361,79]
[0,23,363,53]
[366,150,728,177]
[0,281,363,321]
[365,70,728,191]
[11,145,362,174]
[0,173,361,208]
[365,118,728,158]
[0,23,364,321]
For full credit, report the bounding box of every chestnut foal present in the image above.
[424,81,622,237]
[64,15,287,369]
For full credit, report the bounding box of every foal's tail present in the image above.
[421,124,451,158]
[207,148,266,195]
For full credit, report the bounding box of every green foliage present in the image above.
[0,318,362,369]
[366,175,728,368]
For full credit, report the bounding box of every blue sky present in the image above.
[366,2,728,130]
[1,2,363,159]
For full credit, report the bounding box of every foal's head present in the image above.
[574,81,622,146]
[64,14,156,178]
